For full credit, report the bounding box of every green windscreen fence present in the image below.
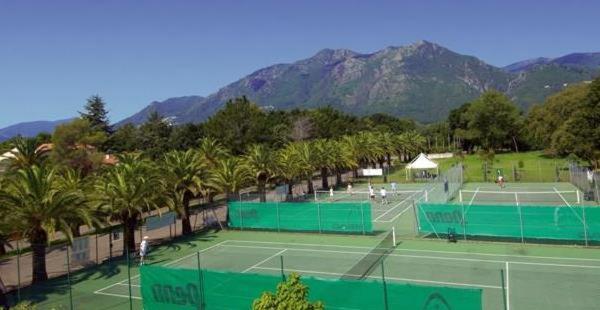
[140,265,482,310]
[417,203,600,242]
[228,201,373,234]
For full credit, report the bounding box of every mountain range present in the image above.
[2,41,599,141]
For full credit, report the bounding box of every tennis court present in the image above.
[452,182,598,207]
[95,237,600,310]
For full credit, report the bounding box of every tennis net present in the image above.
[342,228,397,280]
[459,189,581,206]
[314,190,427,203]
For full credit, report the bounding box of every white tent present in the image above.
[405,153,439,180]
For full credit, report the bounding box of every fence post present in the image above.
[276,201,281,233]
[517,203,525,244]
[412,201,420,236]
[109,230,113,262]
[126,247,133,310]
[381,260,389,310]
[461,203,467,240]
[317,202,322,233]
[538,161,542,182]
[16,240,21,303]
[360,202,366,235]
[66,246,73,310]
[95,233,99,265]
[279,255,285,281]
[500,269,508,310]
[582,205,589,247]
[239,201,244,231]
[196,252,205,310]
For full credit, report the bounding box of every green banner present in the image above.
[228,201,373,234]
[140,266,482,310]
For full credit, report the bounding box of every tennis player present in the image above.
[369,187,375,201]
[381,187,388,205]
[390,181,397,195]
[139,236,149,266]
[347,183,353,196]
[497,175,505,189]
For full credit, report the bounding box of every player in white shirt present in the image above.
[139,236,149,266]
[369,187,375,201]
[347,183,353,196]
[380,187,388,205]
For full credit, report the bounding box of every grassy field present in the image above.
[369,151,572,184]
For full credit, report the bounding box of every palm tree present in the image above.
[243,144,275,202]
[331,140,357,186]
[340,135,361,178]
[312,140,335,190]
[275,145,304,198]
[208,157,251,200]
[295,142,318,194]
[7,136,48,169]
[94,154,164,255]
[56,168,96,237]
[162,150,205,235]
[0,165,92,283]
[198,138,229,202]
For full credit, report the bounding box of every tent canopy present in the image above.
[405,153,438,170]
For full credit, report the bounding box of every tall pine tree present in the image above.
[80,95,112,135]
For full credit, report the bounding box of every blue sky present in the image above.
[1,0,599,128]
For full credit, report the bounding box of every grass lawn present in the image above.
[370,151,572,184]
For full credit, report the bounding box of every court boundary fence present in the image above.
[139,256,483,310]
[569,163,600,203]
[414,202,600,246]
[0,204,225,308]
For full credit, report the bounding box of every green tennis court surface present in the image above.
[85,232,600,310]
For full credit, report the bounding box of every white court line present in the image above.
[242,249,287,273]
[382,203,415,223]
[554,187,585,224]
[251,266,502,290]
[222,244,508,265]
[373,191,423,222]
[505,262,510,310]
[94,240,230,295]
[226,239,600,263]
[94,291,143,300]
[465,187,480,213]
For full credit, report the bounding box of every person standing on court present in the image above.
[380,187,388,205]
[139,236,150,266]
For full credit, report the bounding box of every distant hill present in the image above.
[120,41,600,125]
[0,118,73,142]
[4,41,600,130]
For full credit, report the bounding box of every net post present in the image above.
[314,190,317,202]
[126,247,133,310]
[66,245,73,310]
[196,251,206,310]
[392,227,396,247]
[459,190,463,203]
[424,190,429,202]
[381,260,389,310]
[577,190,581,204]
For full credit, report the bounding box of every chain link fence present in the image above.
[0,203,226,309]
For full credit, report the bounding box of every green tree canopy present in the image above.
[51,118,107,174]
[253,273,324,310]
[138,111,173,159]
[80,95,112,135]
[204,96,269,154]
[459,91,523,151]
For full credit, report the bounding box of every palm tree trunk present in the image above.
[336,170,342,186]
[0,244,5,256]
[123,215,138,256]
[306,177,314,194]
[386,153,392,167]
[182,191,193,235]
[30,227,48,283]
[70,223,81,237]
[320,167,329,190]
[258,178,267,203]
